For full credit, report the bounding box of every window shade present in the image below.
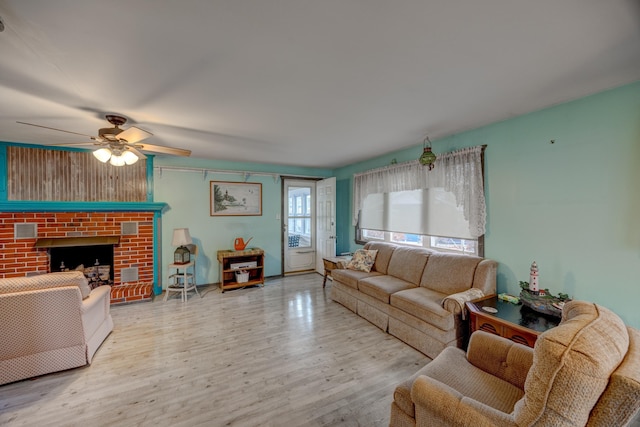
[360,188,474,239]
[353,145,486,238]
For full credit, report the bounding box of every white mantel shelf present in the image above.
[0,201,167,212]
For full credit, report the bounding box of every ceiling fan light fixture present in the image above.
[93,148,112,163]
[109,154,126,167]
[122,150,139,165]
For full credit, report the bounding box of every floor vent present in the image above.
[121,267,139,282]
[121,222,138,235]
[15,223,37,239]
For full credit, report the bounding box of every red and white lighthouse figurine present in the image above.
[529,261,539,294]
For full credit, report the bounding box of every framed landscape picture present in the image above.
[210,181,262,216]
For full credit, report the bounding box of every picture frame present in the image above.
[210,181,262,216]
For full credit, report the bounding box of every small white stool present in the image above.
[164,261,200,302]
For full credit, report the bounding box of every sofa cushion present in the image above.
[331,269,382,289]
[358,275,417,304]
[395,346,525,419]
[363,241,397,274]
[391,287,454,331]
[420,253,481,294]
[386,246,432,285]
[514,300,629,427]
[346,249,378,272]
[0,271,91,299]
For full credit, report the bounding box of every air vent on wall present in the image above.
[15,223,37,239]
[121,267,139,283]
[121,222,138,235]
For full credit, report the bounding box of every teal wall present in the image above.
[334,81,640,327]
[153,157,332,288]
[5,81,636,328]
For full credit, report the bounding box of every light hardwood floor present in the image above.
[0,274,430,427]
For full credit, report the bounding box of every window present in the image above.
[358,230,479,255]
[288,186,312,248]
[353,146,486,257]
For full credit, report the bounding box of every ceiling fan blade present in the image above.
[134,143,191,157]
[126,146,147,160]
[117,126,152,144]
[16,121,97,139]
[51,141,103,147]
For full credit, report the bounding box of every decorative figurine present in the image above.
[529,261,539,295]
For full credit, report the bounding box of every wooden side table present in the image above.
[217,248,265,293]
[322,256,351,288]
[466,294,560,348]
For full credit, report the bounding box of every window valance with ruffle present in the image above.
[353,145,486,238]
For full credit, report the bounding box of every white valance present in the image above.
[353,145,486,238]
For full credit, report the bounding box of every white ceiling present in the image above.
[0,1,639,168]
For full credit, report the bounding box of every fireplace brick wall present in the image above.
[0,211,155,303]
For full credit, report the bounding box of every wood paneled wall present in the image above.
[7,146,147,202]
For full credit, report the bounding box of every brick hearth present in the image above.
[0,211,156,304]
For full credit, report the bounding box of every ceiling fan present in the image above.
[17,114,191,166]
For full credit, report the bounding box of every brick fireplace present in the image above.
[0,210,159,304]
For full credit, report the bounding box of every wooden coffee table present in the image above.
[466,294,560,348]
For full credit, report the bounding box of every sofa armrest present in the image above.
[466,331,533,390]
[81,285,111,341]
[473,259,497,295]
[442,288,485,318]
[411,375,510,426]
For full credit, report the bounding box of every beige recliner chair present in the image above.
[390,300,640,426]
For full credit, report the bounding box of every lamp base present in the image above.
[174,246,191,264]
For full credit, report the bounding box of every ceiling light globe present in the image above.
[122,150,139,165]
[109,154,126,166]
[93,148,112,163]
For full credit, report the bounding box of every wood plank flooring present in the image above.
[0,274,430,427]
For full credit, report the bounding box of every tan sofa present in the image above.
[330,242,497,358]
[0,271,114,385]
[390,300,640,426]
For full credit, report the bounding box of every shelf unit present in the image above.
[217,248,265,293]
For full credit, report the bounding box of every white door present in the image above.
[315,177,336,274]
[283,179,316,274]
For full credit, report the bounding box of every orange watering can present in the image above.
[234,237,253,251]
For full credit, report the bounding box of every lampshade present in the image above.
[93,148,112,163]
[122,150,139,165]
[109,154,126,166]
[172,228,193,246]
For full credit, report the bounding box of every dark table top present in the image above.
[470,295,560,334]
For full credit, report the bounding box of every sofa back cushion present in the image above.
[386,246,431,285]
[514,300,629,427]
[420,253,481,294]
[363,242,397,274]
[0,271,91,299]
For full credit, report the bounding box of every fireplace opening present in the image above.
[49,244,114,289]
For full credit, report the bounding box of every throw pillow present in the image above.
[346,249,378,273]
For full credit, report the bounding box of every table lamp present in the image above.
[172,228,193,264]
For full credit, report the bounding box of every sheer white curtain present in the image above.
[353,145,486,238]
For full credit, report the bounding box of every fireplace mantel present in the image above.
[0,201,167,212]
[35,236,121,248]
